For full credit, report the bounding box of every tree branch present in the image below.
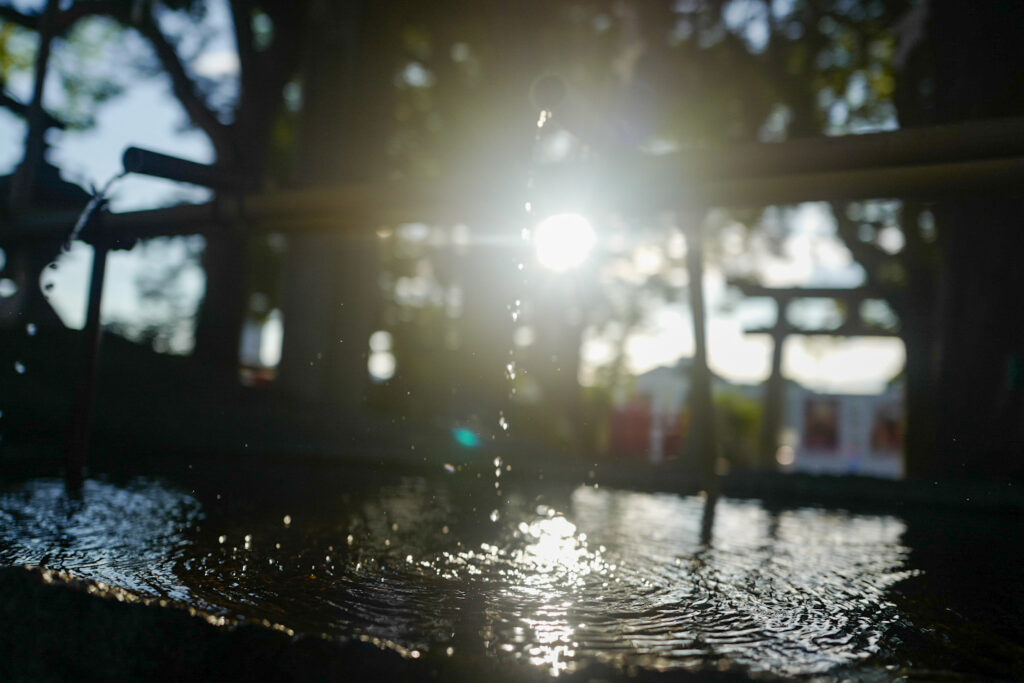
[0,89,65,129]
[135,7,231,159]
[1,1,131,34]
[230,0,255,94]
[829,200,893,288]
[0,4,39,30]
[54,0,131,34]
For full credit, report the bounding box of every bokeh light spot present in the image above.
[534,213,596,271]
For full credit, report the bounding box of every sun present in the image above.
[533,213,597,271]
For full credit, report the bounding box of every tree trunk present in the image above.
[8,0,59,210]
[191,1,303,369]
[894,1,1024,479]
[3,0,68,332]
[900,322,939,478]
[530,277,585,449]
[276,0,393,407]
[192,230,248,368]
[930,199,1024,478]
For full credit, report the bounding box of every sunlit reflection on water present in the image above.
[0,474,921,677]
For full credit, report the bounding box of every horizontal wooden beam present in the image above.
[633,116,1024,183]
[728,283,886,301]
[745,324,900,338]
[538,116,1024,210]
[603,155,1024,211]
[0,182,521,245]
[6,117,1024,242]
[9,155,1023,244]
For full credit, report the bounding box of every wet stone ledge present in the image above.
[0,566,765,683]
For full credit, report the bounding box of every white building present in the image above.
[622,361,904,478]
[781,383,903,479]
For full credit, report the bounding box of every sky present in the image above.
[0,1,905,395]
[584,202,905,394]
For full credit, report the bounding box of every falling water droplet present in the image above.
[283,515,292,526]
[25,323,36,336]
[489,509,500,522]
[13,361,25,375]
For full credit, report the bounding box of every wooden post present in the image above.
[729,283,901,471]
[66,232,109,488]
[699,491,717,546]
[759,311,788,470]
[684,211,718,496]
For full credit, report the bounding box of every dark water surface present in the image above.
[1,465,1022,679]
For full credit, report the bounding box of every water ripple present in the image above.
[0,474,922,678]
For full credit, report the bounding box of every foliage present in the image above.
[714,390,761,471]
[112,236,206,355]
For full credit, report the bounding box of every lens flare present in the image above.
[533,213,596,271]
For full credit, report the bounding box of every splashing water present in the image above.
[32,170,129,330]
[64,171,126,251]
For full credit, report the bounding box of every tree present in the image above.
[1,0,307,366]
[888,0,1024,478]
[7,0,1021,479]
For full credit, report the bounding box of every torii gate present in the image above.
[729,282,900,469]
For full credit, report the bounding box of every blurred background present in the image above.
[0,0,1022,483]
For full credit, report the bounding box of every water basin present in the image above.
[1,462,1022,680]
